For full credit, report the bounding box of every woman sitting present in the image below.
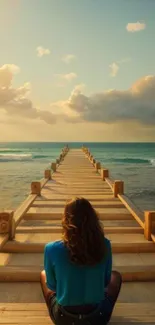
[40,197,122,324]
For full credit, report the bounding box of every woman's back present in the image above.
[44,237,112,306]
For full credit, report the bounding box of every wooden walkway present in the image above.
[0,147,155,324]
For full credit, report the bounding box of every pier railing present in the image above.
[0,146,69,249]
[82,146,155,242]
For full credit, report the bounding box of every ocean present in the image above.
[0,142,155,212]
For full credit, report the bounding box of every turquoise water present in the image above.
[0,142,155,211]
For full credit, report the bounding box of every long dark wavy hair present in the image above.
[62,197,106,266]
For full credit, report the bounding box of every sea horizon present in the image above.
[1,141,155,143]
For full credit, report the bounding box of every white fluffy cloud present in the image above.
[55,73,77,86]
[62,54,76,64]
[109,62,119,77]
[126,21,146,32]
[37,46,50,57]
[56,72,77,81]
[2,64,155,129]
[0,64,56,124]
[65,76,155,125]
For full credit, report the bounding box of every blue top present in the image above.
[44,238,112,306]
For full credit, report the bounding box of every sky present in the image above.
[0,0,155,142]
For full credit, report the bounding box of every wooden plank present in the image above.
[41,190,113,195]
[37,194,115,201]
[2,252,155,267]
[16,226,143,234]
[113,253,155,266]
[24,211,132,221]
[0,301,155,310]
[118,194,144,228]
[43,184,112,190]
[17,226,62,233]
[13,194,37,231]
[0,304,47,311]
[32,200,124,208]
[0,253,43,266]
[0,266,42,282]
[0,265,155,282]
[0,303,155,325]
[19,219,140,228]
[1,302,154,311]
[105,177,114,190]
[107,233,147,243]
[2,240,155,254]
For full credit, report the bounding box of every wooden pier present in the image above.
[0,146,155,324]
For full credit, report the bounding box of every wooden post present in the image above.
[144,211,155,241]
[0,211,14,239]
[51,162,56,172]
[95,162,101,171]
[31,182,41,195]
[113,180,124,197]
[101,169,109,180]
[44,170,51,180]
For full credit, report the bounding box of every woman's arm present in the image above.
[44,244,56,292]
[105,240,112,288]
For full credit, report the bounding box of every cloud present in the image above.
[56,72,77,81]
[55,73,77,86]
[109,62,119,77]
[126,21,146,32]
[63,76,155,125]
[0,64,56,124]
[62,54,76,64]
[37,46,50,57]
[0,64,20,88]
[1,64,20,74]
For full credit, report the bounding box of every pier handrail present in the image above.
[118,194,144,229]
[105,177,114,191]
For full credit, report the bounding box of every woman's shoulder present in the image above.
[104,237,111,249]
[45,240,65,252]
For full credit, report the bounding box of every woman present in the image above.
[40,197,122,325]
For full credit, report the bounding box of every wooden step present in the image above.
[1,282,155,303]
[0,264,155,282]
[25,208,132,220]
[10,233,147,245]
[16,226,143,234]
[32,200,124,208]
[40,192,114,200]
[19,219,140,228]
[0,302,155,324]
[2,240,155,254]
[1,252,155,268]
[37,195,116,201]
